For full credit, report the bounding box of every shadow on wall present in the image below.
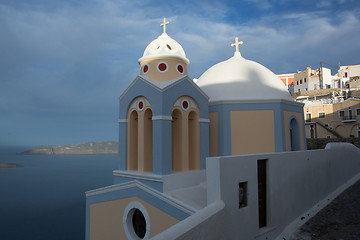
[307,138,360,150]
[303,101,360,139]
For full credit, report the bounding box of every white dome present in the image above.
[138,33,189,64]
[196,52,292,103]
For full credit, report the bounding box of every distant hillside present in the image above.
[20,141,118,155]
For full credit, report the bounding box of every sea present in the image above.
[0,146,118,240]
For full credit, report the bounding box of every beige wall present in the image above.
[209,112,218,157]
[303,99,360,138]
[90,196,179,240]
[230,110,275,155]
[140,58,188,82]
[284,111,305,151]
[305,123,337,139]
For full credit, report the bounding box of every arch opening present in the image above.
[128,110,138,170]
[143,109,153,172]
[172,109,182,172]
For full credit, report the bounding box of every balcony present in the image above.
[341,115,357,122]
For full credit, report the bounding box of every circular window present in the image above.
[123,202,150,240]
[132,209,146,239]
[157,62,168,72]
[142,64,149,74]
[137,100,144,111]
[181,99,189,111]
[176,64,184,74]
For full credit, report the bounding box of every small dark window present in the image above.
[319,112,325,119]
[300,79,302,84]
[357,109,360,116]
[132,209,146,239]
[166,44,172,50]
[239,182,248,208]
[304,78,307,83]
[339,110,345,118]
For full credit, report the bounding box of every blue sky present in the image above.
[1,0,360,146]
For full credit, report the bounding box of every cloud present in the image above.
[0,0,359,145]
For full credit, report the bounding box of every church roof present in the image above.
[138,32,189,64]
[196,50,292,104]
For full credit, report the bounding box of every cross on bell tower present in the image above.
[160,18,169,33]
[231,37,243,53]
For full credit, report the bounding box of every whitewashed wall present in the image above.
[152,143,360,240]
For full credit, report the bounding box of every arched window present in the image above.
[127,97,153,172]
[128,110,138,170]
[171,97,200,172]
[172,109,182,171]
[289,117,300,151]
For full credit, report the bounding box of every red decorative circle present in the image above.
[158,63,167,71]
[143,65,149,73]
[182,100,189,110]
[177,64,184,73]
[138,101,144,110]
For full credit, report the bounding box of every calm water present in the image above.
[0,146,118,240]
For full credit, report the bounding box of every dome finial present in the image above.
[160,18,169,33]
[231,37,243,53]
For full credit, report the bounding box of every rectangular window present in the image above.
[300,79,302,84]
[349,109,353,120]
[297,80,299,85]
[357,108,360,116]
[238,182,248,208]
[305,113,312,122]
[318,112,325,119]
[324,123,329,128]
[304,78,307,83]
[326,135,331,139]
[310,125,315,138]
[339,110,345,118]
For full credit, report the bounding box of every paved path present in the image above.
[292,179,360,240]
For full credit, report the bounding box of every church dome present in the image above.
[138,32,189,64]
[196,52,292,103]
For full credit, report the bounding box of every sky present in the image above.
[1,0,360,147]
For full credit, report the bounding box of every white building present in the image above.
[293,67,334,93]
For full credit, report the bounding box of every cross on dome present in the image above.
[160,18,169,33]
[231,37,243,53]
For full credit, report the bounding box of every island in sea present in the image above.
[0,163,23,168]
[20,141,118,155]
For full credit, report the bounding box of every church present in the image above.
[85,19,360,240]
